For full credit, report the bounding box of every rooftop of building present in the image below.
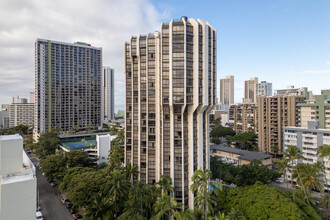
[0,133,22,141]
[36,38,102,50]
[59,137,97,151]
[210,145,272,161]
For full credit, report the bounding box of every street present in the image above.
[31,157,73,220]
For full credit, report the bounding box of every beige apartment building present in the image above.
[9,103,34,128]
[243,77,258,104]
[220,75,234,105]
[229,104,258,134]
[125,16,216,208]
[258,95,305,153]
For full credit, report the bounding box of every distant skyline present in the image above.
[0,0,329,110]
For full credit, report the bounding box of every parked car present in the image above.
[37,206,41,211]
[65,201,72,208]
[50,182,56,187]
[36,211,43,220]
[275,179,283,183]
[61,196,68,204]
[73,214,82,220]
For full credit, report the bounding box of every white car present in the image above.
[36,211,43,220]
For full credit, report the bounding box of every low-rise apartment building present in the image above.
[211,144,272,168]
[283,121,330,191]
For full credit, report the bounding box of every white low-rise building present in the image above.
[283,121,330,191]
[0,134,37,220]
[59,134,115,165]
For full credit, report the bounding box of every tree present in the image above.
[123,162,139,185]
[40,153,66,180]
[65,150,92,168]
[156,175,174,197]
[66,169,106,207]
[107,144,124,172]
[152,194,182,220]
[191,169,222,220]
[85,193,111,220]
[226,208,246,220]
[317,144,330,213]
[276,158,290,188]
[35,131,59,157]
[210,126,236,138]
[271,145,279,159]
[211,137,221,144]
[120,182,156,219]
[102,170,130,219]
[0,124,29,136]
[283,145,303,202]
[227,133,257,151]
[217,183,321,220]
[235,160,281,186]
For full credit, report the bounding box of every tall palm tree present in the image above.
[121,181,154,219]
[276,158,290,188]
[102,170,130,219]
[191,169,222,220]
[124,162,139,185]
[156,175,174,197]
[151,194,182,220]
[85,193,111,220]
[317,144,330,213]
[283,145,303,202]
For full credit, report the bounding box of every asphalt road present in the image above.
[31,157,73,220]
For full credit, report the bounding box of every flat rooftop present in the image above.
[59,138,96,151]
[211,145,272,161]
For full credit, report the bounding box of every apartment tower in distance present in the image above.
[243,77,258,104]
[219,75,234,105]
[34,39,102,140]
[256,81,272,98]
[102,67,115,121]
[258,95,305,153]
[125,16,216,208]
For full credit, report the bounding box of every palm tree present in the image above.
[276,158,290,188]
[85,193,111,220]
[156,175,174,197]
[151,194,182,220]
[102,170,130,219]
[121,181,154,219]
[293,163,324,205]
[283,145,303,202]
[317,144,330,213]
[191,169,222,220]
[124,162,139,185]
[320,194,330,219]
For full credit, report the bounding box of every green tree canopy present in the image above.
[35,131,59,157]
[210,126,236,138]
[217,183,322,220]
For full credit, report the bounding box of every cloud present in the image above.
[0,0,166,111]
[327,61,330,65]
[300,69,330,75]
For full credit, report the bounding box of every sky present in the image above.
[0,0,329,111]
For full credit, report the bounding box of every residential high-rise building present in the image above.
[256,81,272,98]
[12,96,27,104]
[258,95,305,153]
[229,104,258,134]
[30,91,35,104]
[243,77,258,104]
[283,121,330,191]
[102,67,115,121]
[220,75,234,105]
[275,86,312,100]
[125,16,216,208]
[298,90,330,129]
[34,39,102,140]
[0,110,9,128]
[9,103,34,128]
[0,134,36,220]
